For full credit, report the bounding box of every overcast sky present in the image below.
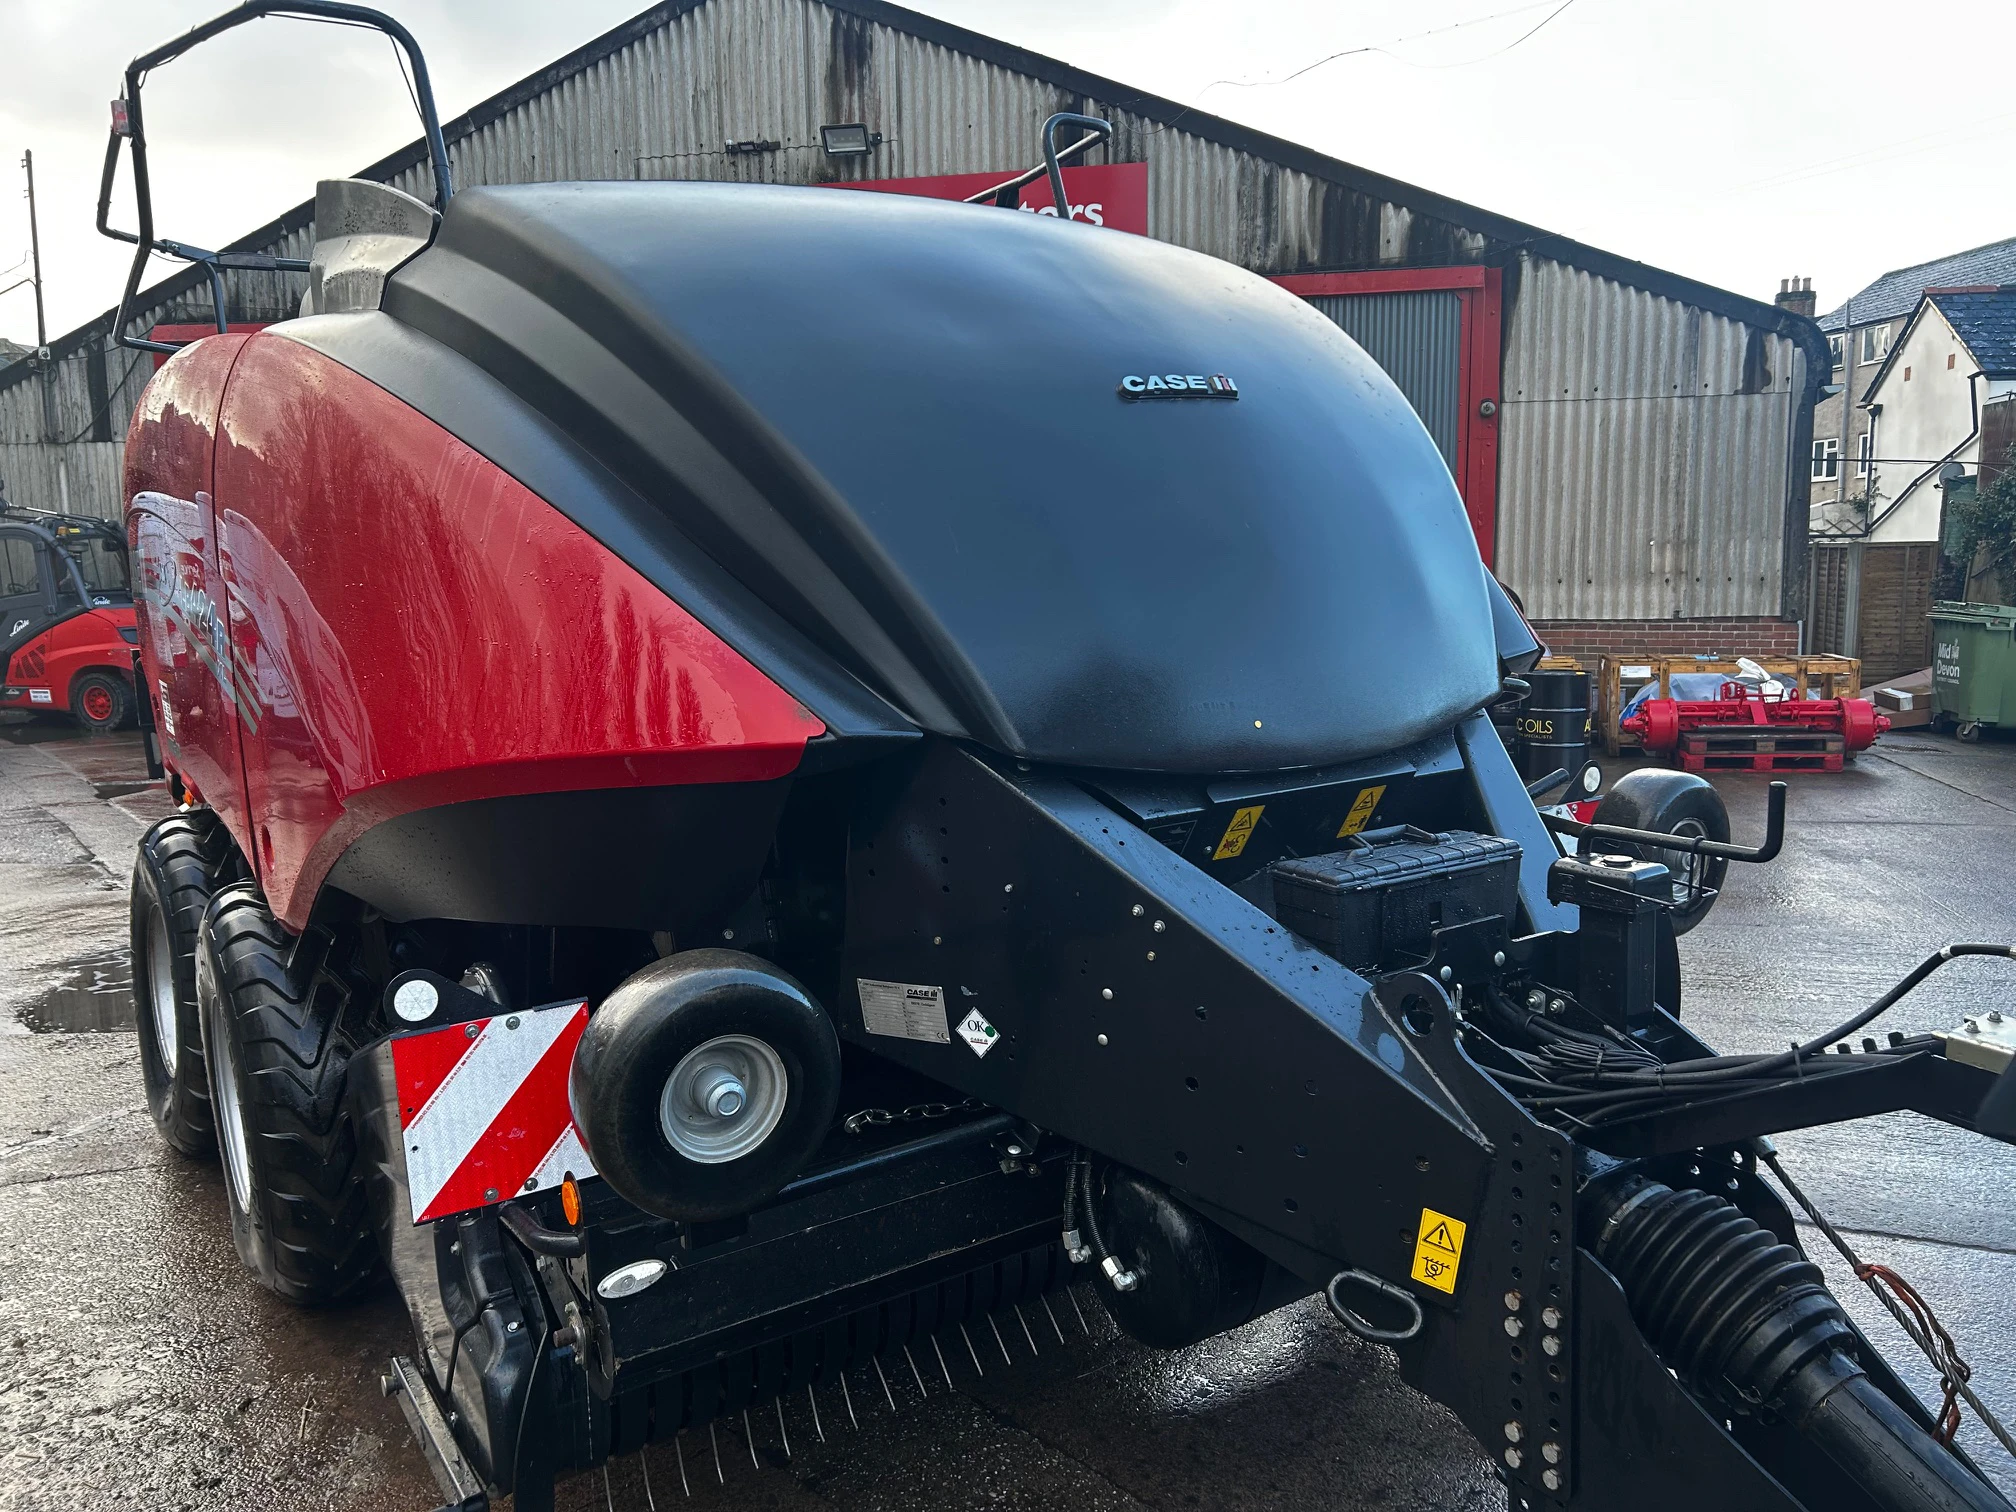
[2,0,2009,345]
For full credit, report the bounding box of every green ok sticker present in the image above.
[956,1007,1000,1058]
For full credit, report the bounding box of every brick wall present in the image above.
[1529,617,1802,663]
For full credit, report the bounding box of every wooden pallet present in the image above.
[1598,654,1861,755]
[1678,728,1846,773]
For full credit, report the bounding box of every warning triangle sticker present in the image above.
[1422,1220,1458,1253]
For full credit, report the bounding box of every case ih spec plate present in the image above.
[391,1000,595,1223]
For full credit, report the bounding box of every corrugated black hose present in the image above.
[1590,1176,2009,1512]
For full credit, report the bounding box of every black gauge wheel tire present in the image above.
[72,670,130,733]
[570,950,841,1223]
[198,884,379,1305]
[132,811,232,1158]
[1590,769,1729,936]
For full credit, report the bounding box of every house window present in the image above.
[1828,334,1843,370]
[1857,429,1872,477]
[1812,437,1840,480]
[1859,323,1891,364]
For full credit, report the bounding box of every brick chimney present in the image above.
[1775,276,1817,319]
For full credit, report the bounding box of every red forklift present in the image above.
[0,487,139,732]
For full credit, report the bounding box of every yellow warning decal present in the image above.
[1212,804,1265,860]
[1337,784,1388,838]
[1411,1207,1468,1295]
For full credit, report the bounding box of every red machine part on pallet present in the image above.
[1624,682,1890,773]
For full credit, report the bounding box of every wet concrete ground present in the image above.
[0,718,2012,1510]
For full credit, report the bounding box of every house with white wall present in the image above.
[1860,288,2016,542]
[1812,236,2016,532]
[1807,285,2016,678]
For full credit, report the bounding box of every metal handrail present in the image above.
[97,1,451,354]
[1542,780,1787,865]
[961,112,1114,211]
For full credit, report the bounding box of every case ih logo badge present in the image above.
[1118,372,1239,401]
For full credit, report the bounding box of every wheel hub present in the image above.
[658,1034,787,1163]
[207,981,254,1212]
[1669,817,1708,905]
[146,909,177,1077]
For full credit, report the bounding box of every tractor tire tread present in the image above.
[133,810,232,1156]
[205,885,378,1305]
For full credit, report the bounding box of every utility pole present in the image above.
[1838,294,1851,526]
[21,150,68,508]
[22,150,44,354]
[22,150,56,447]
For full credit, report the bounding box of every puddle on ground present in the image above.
[92,779,157,800]
[0,712,94,746]
[19,955,136,1033]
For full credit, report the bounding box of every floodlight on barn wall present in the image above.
[821,124,882,156]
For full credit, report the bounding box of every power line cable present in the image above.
[1203,0,1579,93]
[1730,109,2016,196]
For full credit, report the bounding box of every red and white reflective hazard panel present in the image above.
[391,1000,596,1224]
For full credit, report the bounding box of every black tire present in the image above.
[198,884,379,1305]
[71,669,130,733]
[570,950,841,1223]
[132,811,232,1158]
[1590,769,1730,936]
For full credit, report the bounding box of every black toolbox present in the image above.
[1270,828,1521,974]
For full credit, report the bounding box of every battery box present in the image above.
[1270,828,1522,974]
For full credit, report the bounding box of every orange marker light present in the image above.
[560,1174,582,1227]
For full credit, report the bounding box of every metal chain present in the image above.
[842,1097,988,1134]
[1762,1147,2016,1464]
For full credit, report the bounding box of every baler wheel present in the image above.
[131,811,232,1158]
[1589,769,1731,935]
[71,670,129,733]
[570,950,842,1222]
[197,885,379,1305]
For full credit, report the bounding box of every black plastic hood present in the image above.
[382,181,1498,773]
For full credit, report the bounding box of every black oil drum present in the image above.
[1515,669,1591,781]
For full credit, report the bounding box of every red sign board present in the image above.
[827,162,1148,235]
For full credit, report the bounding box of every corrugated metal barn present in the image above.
[0,0,1827,650]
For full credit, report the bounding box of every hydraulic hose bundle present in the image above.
[1591,1177,2005,1512]
[1482,945,2016,1130]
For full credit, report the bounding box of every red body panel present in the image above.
[199,335,821,928]
[126,335,254,836]
[2,606,138,715]
[147,323,271,368]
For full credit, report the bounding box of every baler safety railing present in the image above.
[962,113,1115,213]
[97,1,452,354]
[1541,777,1787,864]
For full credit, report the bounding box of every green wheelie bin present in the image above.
[1929,601,2016,740]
